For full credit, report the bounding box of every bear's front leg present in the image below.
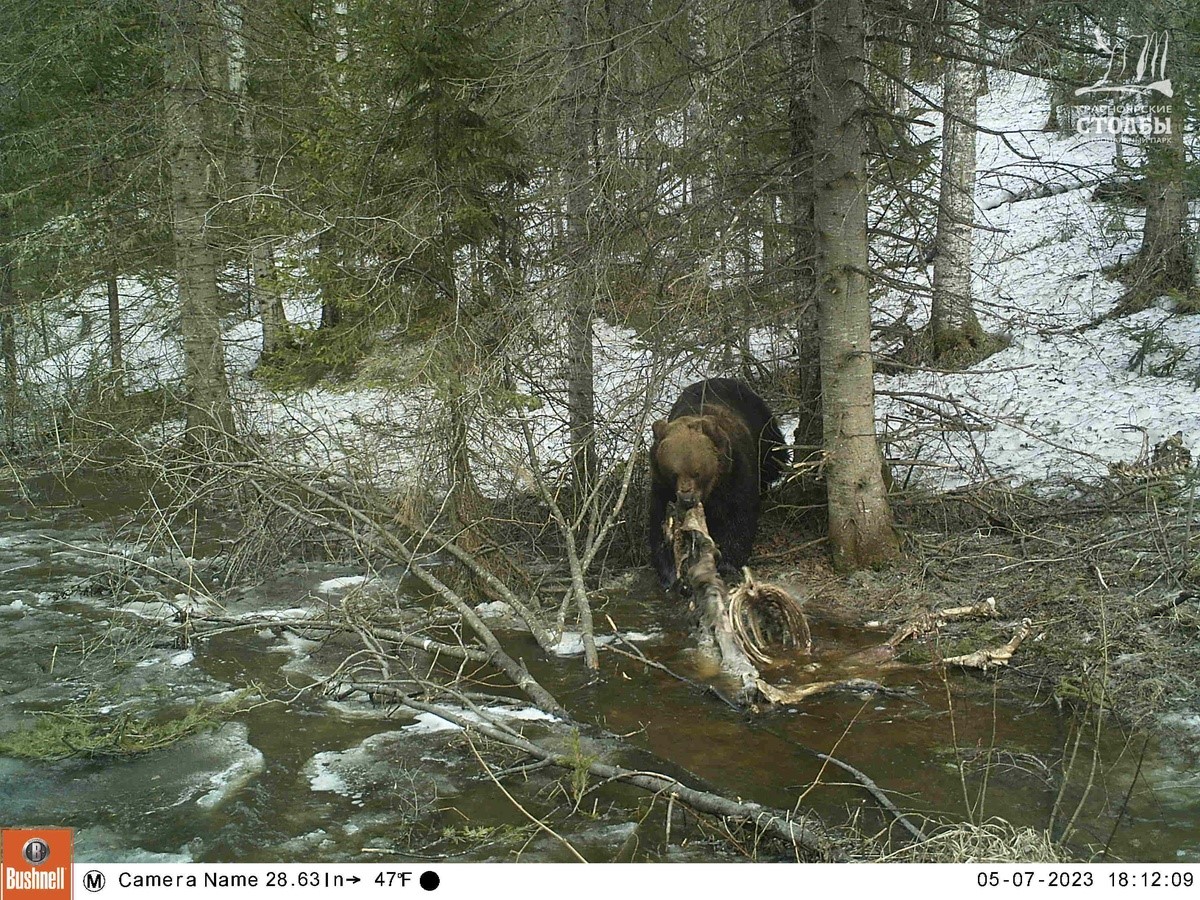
[706,502,757,585]
[647,486,679,591]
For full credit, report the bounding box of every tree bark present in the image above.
[98,156,126,395]
[223,0,289,358]
[317,228,341,329]
[811,0,900,571]
[895,12,913,143]
[106,270,124,391]
[162,0,235,438]
[1120,95,1192,312]
[787,1,821,468]
[560,0,598,506]
[0,243,18,446]
[928,0,984,363]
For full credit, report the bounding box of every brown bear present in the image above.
[648,378,789,591]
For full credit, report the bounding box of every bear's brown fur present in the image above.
[648,379,787,591]
[650,408,750,508]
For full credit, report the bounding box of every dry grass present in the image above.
[879,819,1073,863]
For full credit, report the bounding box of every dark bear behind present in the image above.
[648,378,789,591]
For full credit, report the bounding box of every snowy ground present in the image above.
[879,72,1198,487]
[31,72,1200,494]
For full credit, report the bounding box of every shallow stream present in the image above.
[1,476,1198,862]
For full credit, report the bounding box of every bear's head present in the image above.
[650,414,733,507]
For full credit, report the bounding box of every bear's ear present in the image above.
[700,417,731,458]
[651,419,670,444]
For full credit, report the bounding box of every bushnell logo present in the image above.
[1,829,73,899]
[20,839,50,867]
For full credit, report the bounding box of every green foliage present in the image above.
[564,730,598,809]
[439,823,534,847]
[1122,321,1189,377]
[1102,206,1130,238]
[254,325,370,389]
[0,0,163,283]
[1053,674,1105,708]
[282,0,532,360]
[0,692,249,760]
[900,319,1011,371]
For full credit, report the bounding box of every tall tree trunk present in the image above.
[0,243,18,446]
[811,0,899,571]
[317,228,341,329]
[251,242,286,355]
[223,0,289,358]
[99,157,126,395]
[162,0,235,439]
[558,0,600,672]
[107,270,124,391]
[560,0,598,507]
[438,234,484,524]
[928,0,985,364]
[976,0,989,95]
[894,3,914,143]
[1119,95,1192,313]
[1,309,15,447]
[787,0,821,471]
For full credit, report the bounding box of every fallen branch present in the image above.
[980,172,1109,210]
[942,620,1033,670]
[603,621,926,846]
[336,628,847,860]
[808,749,928,843]
[377,690,847,861]
[235,469,568,716]
[1146,591,1198,617]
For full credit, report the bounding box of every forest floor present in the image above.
[756,480,1200,756]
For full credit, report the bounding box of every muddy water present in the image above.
[1,478,1198,862]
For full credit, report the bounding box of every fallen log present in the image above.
[667,503,810,701]
[670,503,760,699]
[666,504,1033,703]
